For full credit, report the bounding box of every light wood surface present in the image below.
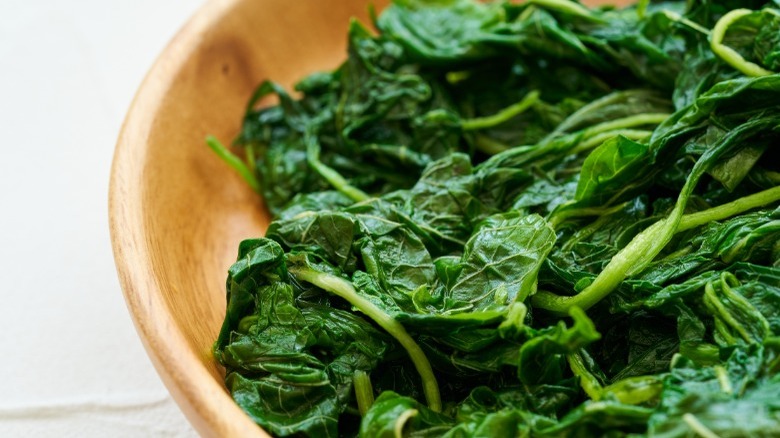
[109,0,635,436]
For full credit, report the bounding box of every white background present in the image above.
[0,1,205,436]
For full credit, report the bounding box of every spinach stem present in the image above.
[714,366,733,394]
[682,413,721,438]
[677,185,780,232]
[710,9,773,77]
[601,376,663,405]
[305,133,370,202]
[290,266,442,412]
[718,273,771,338]
[558,204,633,251]
[498,302,528,339]
[636,0,649,19]
[395,409,419,436]
[526,0,602,22]
[579,113,669,140]
[474,134,511,155]
[461,90,540,131]
[500,113,667,170]
[532,184,780,314]
[549,90,653,136]
[704,281,752,343]
[532,217,674,314]
[548,202,628,230]
[746,168,780,192]
[661,10,711,35]
[245,144,257,176]
[567,352,603,400]
[205,136,260,193]
[570,129,652,155]
[517,4,538,22]
[353,370,375,416]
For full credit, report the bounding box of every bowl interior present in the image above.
[110,0,632,436]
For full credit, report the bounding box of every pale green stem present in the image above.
[567,352,603,400]
[714,366,733,394]
[677,185,780,232]
[522,113,666,169]
[394,409,419,437]
[206,136,260,193]
[498,301,528,338]
[710,9,774,77]
[636,0,649,19]
[462,91,540,131]
[474,134,511,155]
[601,376,663,405]
[353,370,375,416]
[548,90,651,137]
[539,115,666,164]
[526,0,603,22]
[306,135,370,202]
[549,202,628,230]
[662,9,711,35]
[290,266,442,412]
[445,70,471,85]
[245,144,258,176]
[532,185,780,314]
[704,281,753,343]
[558,203,634,251]
[533,217,674,314]
[578,114,669,140]
[719,273,771,338]
[570,129,652,155]
[682,413,721,438]
[517,4,537,22]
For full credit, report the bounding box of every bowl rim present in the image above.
[108,0,268,436]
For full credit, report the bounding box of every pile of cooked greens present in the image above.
[209,0,780,436]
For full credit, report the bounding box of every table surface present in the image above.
[0,1,206,436]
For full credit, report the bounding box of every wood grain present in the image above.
[110,0,635,436]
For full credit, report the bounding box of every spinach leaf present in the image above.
[376,0,517,64]
[448,212,556,312]
[214,240,391,436]
[574,134,650,207]
[359,391,453,437]
[648,344,780,437]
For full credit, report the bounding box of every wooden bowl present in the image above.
[109,0,632,436]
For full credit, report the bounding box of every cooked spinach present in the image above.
[211,0,780,436]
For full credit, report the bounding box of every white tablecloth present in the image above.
[0,1,206,436]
